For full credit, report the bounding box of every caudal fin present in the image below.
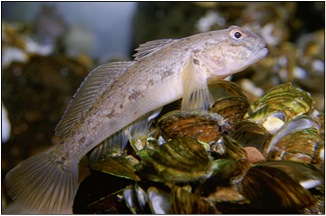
[5,148,79,214]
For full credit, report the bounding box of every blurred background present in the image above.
[1,2,324,209]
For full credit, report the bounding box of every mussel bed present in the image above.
[74,80,324,214]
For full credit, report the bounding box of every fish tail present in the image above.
[5,148,79,214]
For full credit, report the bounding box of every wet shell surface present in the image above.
[240,164,316,211]
[136,138,211,182]
[230,121,271,152]
[266,128,323,163]
[210,96,250,129]
[246,82,315,125]
[157,110,224,144]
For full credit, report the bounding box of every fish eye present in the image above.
[234,31,242,39]
[230,29,245,41]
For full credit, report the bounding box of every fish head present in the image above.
[202,26,268,78]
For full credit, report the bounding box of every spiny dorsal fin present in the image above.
[133,38,177,61]
[55,61,134,138]
[181,56,211,111]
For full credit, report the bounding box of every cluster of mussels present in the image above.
[73,80,324,214]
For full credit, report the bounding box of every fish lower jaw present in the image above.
[259,47,268,57]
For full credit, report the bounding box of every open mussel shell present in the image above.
[123,184,148,214]
[136,138,211,182]
[230,121,271,153]
[246,82,314,123]
[147,186,171,214]
[261,111,286,134]
[239,163,316,212]
[263,115,321,159]
[210,96,250,129]
[157,110,224,144]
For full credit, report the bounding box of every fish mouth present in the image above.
[224,45,268,76]
[252,47,268,62]
[259,47,268,57]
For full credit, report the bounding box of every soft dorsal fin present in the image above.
[133,38,177,61]
[55,61,134,138]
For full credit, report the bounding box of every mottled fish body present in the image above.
[5,26,267,213]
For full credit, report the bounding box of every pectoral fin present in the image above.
[181,56,211,111]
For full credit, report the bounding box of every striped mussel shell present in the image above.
[245,82,315,134]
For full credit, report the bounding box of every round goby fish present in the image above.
[5,26,268,214]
